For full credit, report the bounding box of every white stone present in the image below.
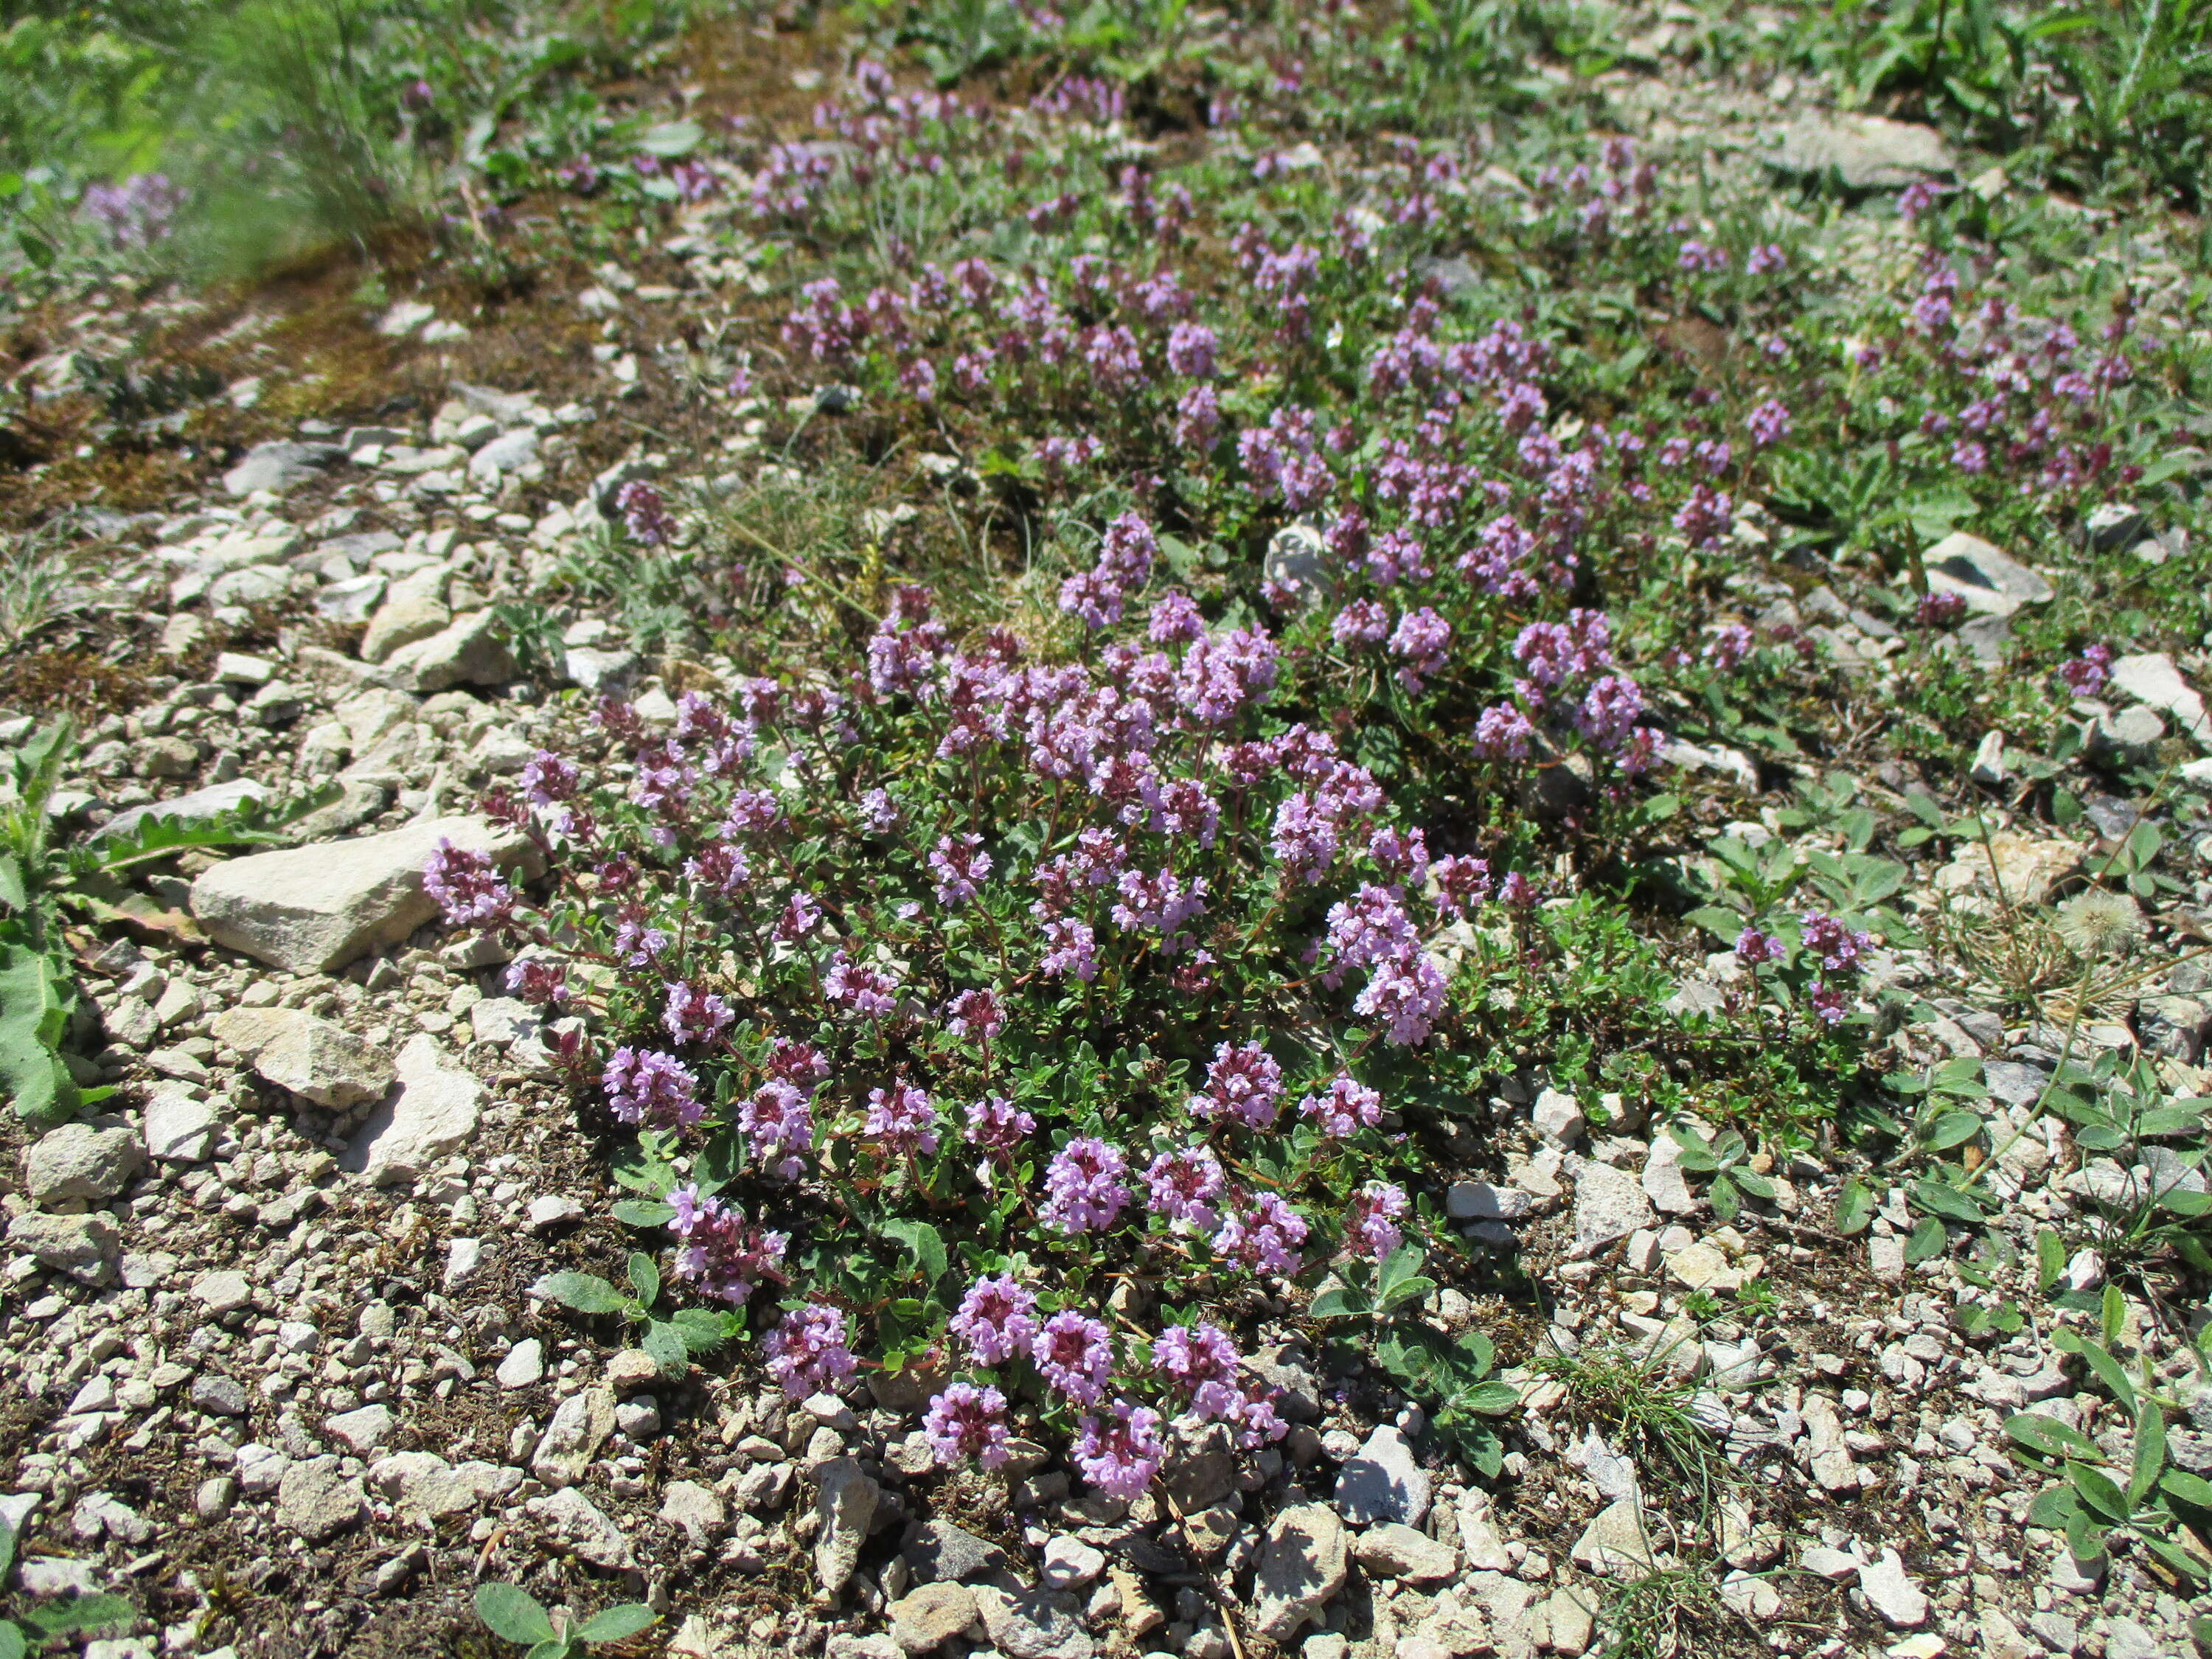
[209,1006,393,1107]
[496,1340,544,1391]
[342,1035,480,1185]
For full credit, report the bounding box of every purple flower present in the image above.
[1040,917,1100,981]
[602,1048,703,1130]
[1354,950,1447,1046]
[1799,912,1871,974]
[505,958,568,1005]
[617,480,677,546]
[1704,623,1754,669]
[2059,643,2114,695]
[1071,1400,1166,1498]
[1033,1310,1114,1405]
[1110,867,1207,950]
[765,1303,858,1397]
[964,1095,1036,1155]
[740,1079,813,1180]
[1212,1192,1308,1275]
[1333,599,1389,648]
[860,788,902,835]
[1346,1181,1408,1259]
[1298,1073,1382,1136]
[519,751,580,804]
[953,1274,1040,1366]
[778,892,824,940]
[684,842,752,898]
[930,833,994,907]
[1746,243,1787,275]
[663,981,734,1046]
[1473,703,1535,760]
[424,840,518,928]
[945,988,1005,1040]
[667,1183,787,1304]
[1040,1138,1131,1234]
[1915,591,1967,628]
[1190,1041,1284,1130]
[865,1080,939,1156]
[824,950,900,1018]
[1745,398,1791,448]
[1808,982,1849,1024]
[1733,927,1784,965]
[1150,592,1206,644]
[1166,321,1218,378]
[1323,885,1418,983]
[1430,855,1493,917]
[925,1382,1012,1469]
[1153,1322,1239,1416]
[1144,1144,1226,1232]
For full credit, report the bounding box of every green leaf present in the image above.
[0,1517,14,1582]
[611,1199,675,1228]
[1903,1214,1950,1262]
[2069,1461,2131,1524]
[1683,905,1746,942]
[641,1319,690,1378]
[2028,1484,2080,1528]
[1455,1380,1523,1416]
[2008,1413,2105,1461]
[2138,1531,2212,1582]
[26,1594,134,1636]
[1907,1177,1986,1225]
[2129,1405,2167,1509]
[1375,1246,1436,1315]
[879,1218,949,1287]
[476,1583,559,1645]
[2062,1508,2108,1564]
[0,1618,22,1659]
[1708,1171,1742,1223]
[575,1603,660,1642]
[2075,1340,2138,1416]
[2101,1282,2126,1351]
[626,1252,660,1308]
[525,1640,575,1659]
[532,1273,630,1315]
[1666,1125,1720,1172]
[0,855,26,915]
[1309,1284,1368,1321]
[1923,1110,1984,1151]
[1834,1175,1876,1236]
[2036,1228,2067,1293]
[669,1307,736,1354]
[2160,1468,2212,1509]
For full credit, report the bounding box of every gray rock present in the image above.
[143,1085,219,1163]
[276,1456,365,1542]
[1251,1503,1347,1643]
[23,1116,142,1206]
[565,646,641,695]
[971,1584,1093,1659]
[902,1518,1011,1583]
[189,1374,249,1417]
[1572,1160,1656,1256]
[891,1582,978,1652]
[1445,1180,1531,1222]
[495,1339,544,1391]
[367,1451,474,1521]
[224,441,341,497]
[1042,1534,1107,1587]
[1983,1060,2048,1109]
[190,814,538,975]
[1771,114,1953,189]
[1922,531,2054,618]
[342,1034,479,1184]
[1641,1136,1699,1215]
[659,1479,726,1548]
[210,1006,393,1108]
[316,530,403,568]
[1531,1088,1585,1144]
[1856,1549,1928,1627]
[1570,1497,1654,1577]
[91,779,267,846]
[532,1485,635,1571]
[193,1268,253,1313]
[324,1403,395,1455]
[2100,1618,2159,1659]
[360,568,451,664]
[1352,1521,1457,1584]
[2090,705,2166,766]
[1264,523,1324,592]
[1333,1425,1430,1526]
[383,609,518,693]
[2109,652,2211,747]
[6,1211,120,1282]
[315,573,388,624]
[815,1457,880,1598]
[531,1387,614,1487]
[468,427,540,484]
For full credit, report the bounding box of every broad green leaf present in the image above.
[476,1583,558,1644]
[1455,1380,1522,1415]
[2160,1468,2212,1509]
[2129,1405,2167,1509]
[2035,1229,2066,1293]
[0,1518,14,1582]
[2006,1413,2104,1461]
[2027,1484,2079,1528]
[1923,1110,1984,1151]
[1833,1176,1876,1236]
[641,1320,690,1378]
[611,1199,675,1228]
[1903,1215,1949,1262]
[2139,1531,2212,1582]
[532,1273,629,1315]
[525,1640,574,1659]
[575,1603,659,1641]
[626,1252,660,1308]
[2075,1340,2137,1416]
[2062,1508,2108,1564]
[1309,1284,1366,1320]
[2068,1461,2130,1525]
[669,1307,735,1354]
[0,1618,22,1659]
[27,1594,134,1636]
[1907,1177,1985,1225]
[880,1218,949,1287]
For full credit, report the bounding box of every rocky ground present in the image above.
[3,30,2212,1659]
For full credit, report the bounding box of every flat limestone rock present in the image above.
[1921,532,2054,618]
[189,815,538,975]
[1771,114,1953,189]
[210,1006,393,1108]
[343,1034,480,1185]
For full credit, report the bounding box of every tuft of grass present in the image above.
[1531,1335,1730,1518]
[1596,1565,1728,1659]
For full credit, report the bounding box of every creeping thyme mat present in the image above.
[7,4,2212,1657]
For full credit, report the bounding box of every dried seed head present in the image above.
[2053,888,2143,959]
